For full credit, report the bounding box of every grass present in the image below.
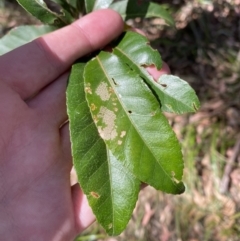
[1,0,240,240]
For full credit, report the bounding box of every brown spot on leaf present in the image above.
[193,103,199,112]
[90,192,100,199]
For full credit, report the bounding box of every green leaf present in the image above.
[84,51,185,194]
[16,0,70,26]
[109,0,174,26]
[114,31,162,69]
[0,25,57,55]
[113,32,200,114]
[156,75,201,113]
[85,0,114,13]
[67,62,141,235]
[113,31,163,104]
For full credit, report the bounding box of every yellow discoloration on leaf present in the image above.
[120,131,126,138]
[90,103,97,111]
[108,86,114,94]
[171,171,180,184]
[118,140,122,145]
[96,82,111,101]
[93,115,98,123]
[85,86,92,94]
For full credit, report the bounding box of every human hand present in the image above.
[0,9,170,241]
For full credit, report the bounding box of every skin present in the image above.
[0,9,169,241]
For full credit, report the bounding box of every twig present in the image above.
[219,138,240,194]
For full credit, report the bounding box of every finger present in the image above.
[146,62,171,81]
[27,73,69,127]
[0,9,124,100]
[71,184,95,234]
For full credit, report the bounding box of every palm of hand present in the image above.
[0,77,79,240]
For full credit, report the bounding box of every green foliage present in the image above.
[156,75,200,114]
[109,0,174,26]
[0,0,200,236]
[0,25,56,55]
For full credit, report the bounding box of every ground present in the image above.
[1,1,240,240]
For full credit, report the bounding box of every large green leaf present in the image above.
[16,0,70,26]
[110,0,174,26]
[67,62,141,235]
[84,51,185,194]
[0,25,57,55]
[85,0,114,13]
[113,32,200,114]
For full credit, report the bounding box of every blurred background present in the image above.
[1,0,240,240]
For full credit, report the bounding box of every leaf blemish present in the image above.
[90,192,100,199]
[128,110,132,114]
[125,62,134,71]
[112,78,118,86]
[166,104,173,111]
[96,82,111,101]
[85,86,92,94]
[108,223,113,229]
[171,171,180,184]
[193,103,198,112]
[120,131,126,138]
[98,107,117,140]
[118,140,122,145]
[93,115,98,123]
[160,84,167,88]
[90,103,97,111]
[151,111,156,116]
